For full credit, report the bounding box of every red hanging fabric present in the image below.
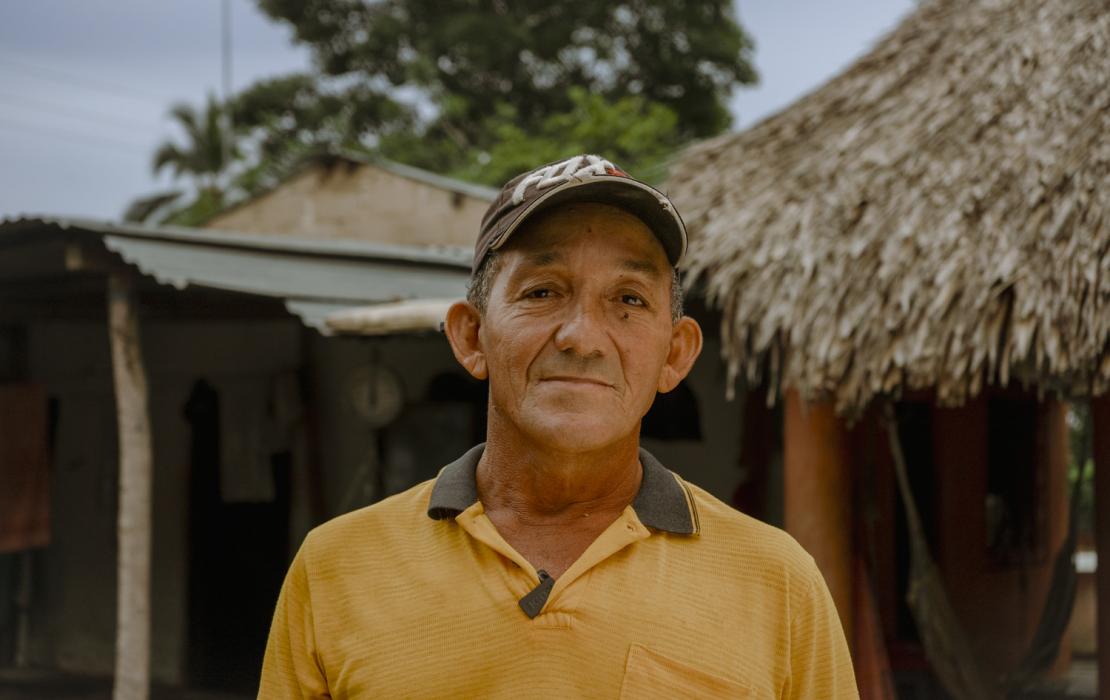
[0,383,50,552]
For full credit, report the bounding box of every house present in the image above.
[0,207,751,692]
[667,0,1109,695]
[0,216,475,692]
[205,153,498,247]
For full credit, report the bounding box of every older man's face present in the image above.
[477,203,679,453]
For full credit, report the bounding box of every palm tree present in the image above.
[152,93,236,190]
[124,94,236,224]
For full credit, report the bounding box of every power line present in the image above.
[0,90,157,132]
[0,51,169,106]
[0,114,152,155]
[221,0,235,169]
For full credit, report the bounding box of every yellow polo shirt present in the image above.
[260,445,858,698]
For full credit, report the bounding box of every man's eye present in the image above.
[621,294,645,306]
[525,288,552,299]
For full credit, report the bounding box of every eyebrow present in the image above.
[522,250,563,267]
[520,251,663,276]
[619,258,665,277]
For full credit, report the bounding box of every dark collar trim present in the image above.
[426,443,483,521]
[633,449,699,535]
[426,443,698,535]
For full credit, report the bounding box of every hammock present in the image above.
[881,403,997,700]
[881,403,1084,699]
[1008,451,1088,688]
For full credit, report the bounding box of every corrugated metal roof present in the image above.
[277,150,500,202]
[203,151,499,226]
[0,216,471,333]
[325,299,455,336]
[372,158,500,202]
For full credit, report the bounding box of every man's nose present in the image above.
[552,297,608,357]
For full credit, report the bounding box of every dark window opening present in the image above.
[892,401,936,643]
[986,397,1044,565]
[641,381,702,441]
[184,379,291,694]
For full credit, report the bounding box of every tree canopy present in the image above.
[254,0,755,181]
[128,1,756,222]
[125,94,233,225]
[260,0,754,140]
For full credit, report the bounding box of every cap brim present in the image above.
[488,176,687,266]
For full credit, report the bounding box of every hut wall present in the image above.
[206,165,489,247]
[23,319,301,684]
[931,397,1069,674]
[640,336,746,504]
[305,333,746,512]
[14,315,750,684]
[305,332,473,517]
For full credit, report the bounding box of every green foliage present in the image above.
[129,2,756,222]
[259,0,754,141]
[231,73,414,173]
[127,95,236,224]
[257,0,755,171]
[1067,403,1095,534]
[122,190,186,223]
[441,87,683,186]
[152,94,237,187]
[158,189,227,227]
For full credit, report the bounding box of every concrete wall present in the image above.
[206,164,490,247]
[641,336,745,504]
[25,319,302,684]
[307,332,472,519]
[307,333,746,515]
[22,318,747,684]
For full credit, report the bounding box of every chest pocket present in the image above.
[619,644,751,699]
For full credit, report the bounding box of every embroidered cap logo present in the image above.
[510,154,622,205]
[472,153,686,275]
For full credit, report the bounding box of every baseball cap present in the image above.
[473,154,687,274]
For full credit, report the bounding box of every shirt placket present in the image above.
[454,502,652,622]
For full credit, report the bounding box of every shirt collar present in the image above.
[426,443,699,535]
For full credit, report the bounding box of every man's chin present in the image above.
[518,414,635,453]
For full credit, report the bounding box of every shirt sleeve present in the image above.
[782,560,859,699]
[259,537,331,699]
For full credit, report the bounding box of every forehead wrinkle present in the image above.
[619,257,666,278]
[521,250,563,268]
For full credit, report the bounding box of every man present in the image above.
[260,155,858,698]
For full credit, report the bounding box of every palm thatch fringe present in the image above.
[668,0,1110,415]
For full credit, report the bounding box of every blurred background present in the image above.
[0,1,1106,699]
[0,0,912,222]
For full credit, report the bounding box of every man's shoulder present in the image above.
[678,477,821,583]
[301,478,438,555]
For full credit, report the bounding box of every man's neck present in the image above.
[475,418,643,526]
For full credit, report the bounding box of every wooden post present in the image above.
[108,274,153,700]
[1093,395,1110,699]
[784,389,855,640]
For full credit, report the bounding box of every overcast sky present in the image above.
[0,0,914,221]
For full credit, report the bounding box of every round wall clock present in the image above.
[347,364,404,428]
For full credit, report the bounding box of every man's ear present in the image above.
[444,300,488,380]
[657,316,703,393]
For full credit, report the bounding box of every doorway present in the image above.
[183,379,290,693]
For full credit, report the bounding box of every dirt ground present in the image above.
[0,670,250,700]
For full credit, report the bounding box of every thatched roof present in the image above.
[669,0,1110,414]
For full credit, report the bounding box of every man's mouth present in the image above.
[540,376,614,388]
